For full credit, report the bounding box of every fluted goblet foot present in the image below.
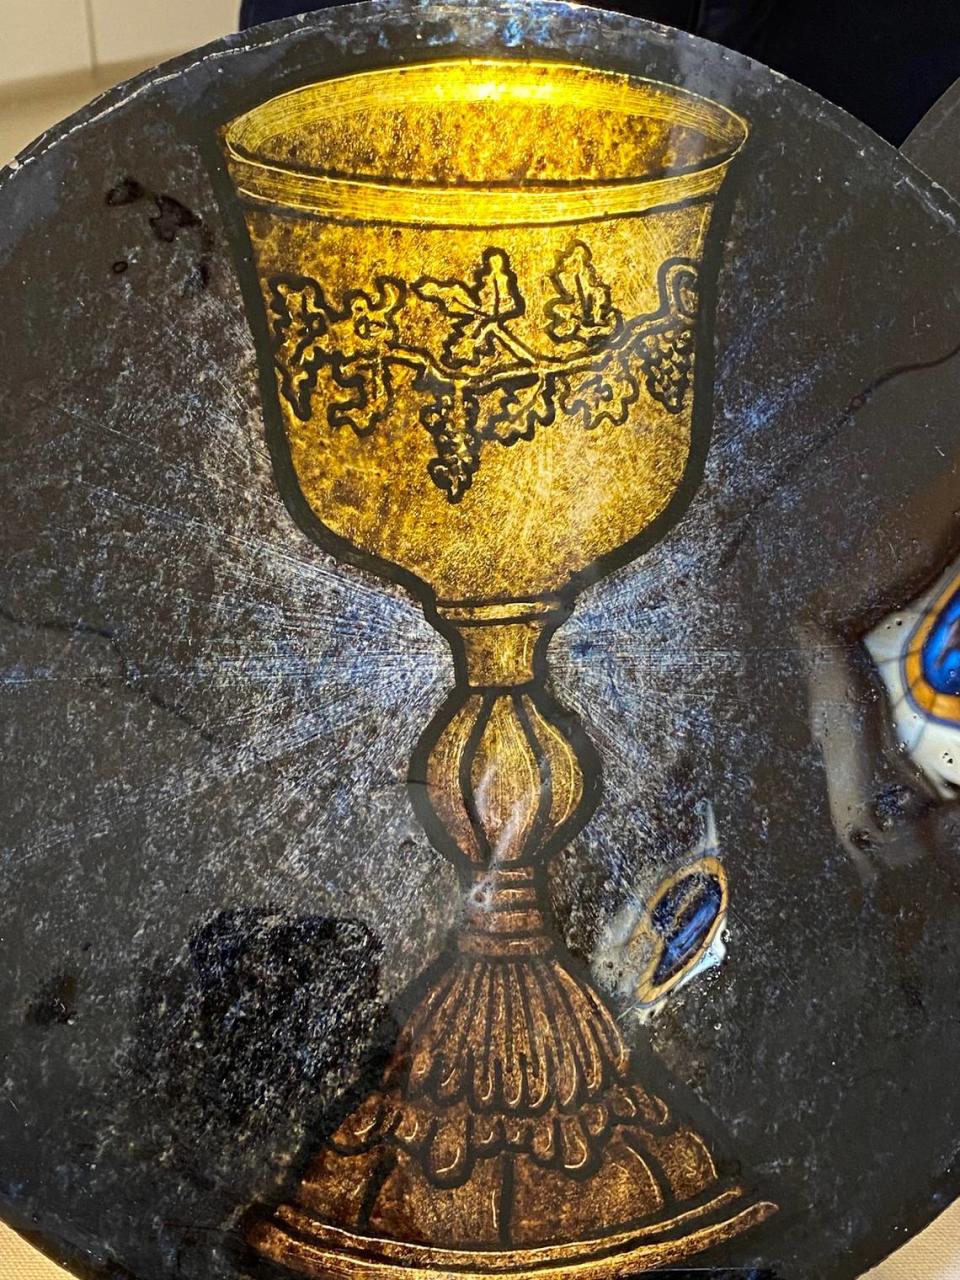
[247,607,775,1277]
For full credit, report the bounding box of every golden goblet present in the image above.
[218,58,773,1279]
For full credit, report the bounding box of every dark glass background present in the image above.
[3,6,960,1280]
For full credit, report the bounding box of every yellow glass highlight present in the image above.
[223,59,746,603]
[220,57,768,1280]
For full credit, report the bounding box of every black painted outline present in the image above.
[195,34,767,1273]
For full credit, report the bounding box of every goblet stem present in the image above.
[409,599,601,927]
[245,597,778,1271]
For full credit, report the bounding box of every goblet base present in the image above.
[248,1190,777,1279]
[243,605,776,1278]
[244,944,775,1279]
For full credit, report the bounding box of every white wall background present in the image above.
[0,0,238,88]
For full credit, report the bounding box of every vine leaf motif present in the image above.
[414,248,525,370]
[266,248,701,505]
[484,373,557,445]
[268,276,333,421]
[635,262,699,413]
[417,378,481,503]
[268,274,404,434]
[327,360,393,436]
[546,241,621,347]
[560,350,639,431]
[638,325,695,412]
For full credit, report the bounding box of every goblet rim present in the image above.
[221,57,748,228]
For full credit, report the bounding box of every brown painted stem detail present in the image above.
[411,603,597,955]
[248,609,775,1272]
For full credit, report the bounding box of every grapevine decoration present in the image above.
[267,242,699,503]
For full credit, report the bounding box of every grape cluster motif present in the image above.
[268,241,699,503]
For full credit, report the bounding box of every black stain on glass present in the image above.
[105,175,214,289]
